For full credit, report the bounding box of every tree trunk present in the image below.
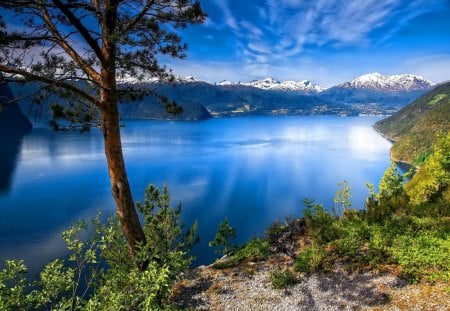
[100,92,146,266]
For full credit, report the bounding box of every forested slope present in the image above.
[374,81,450,165]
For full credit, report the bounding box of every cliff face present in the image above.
[0,82,32,193]
[0,82,32,135]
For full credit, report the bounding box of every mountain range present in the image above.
[120,72,434,95]
[119,72,435,114]
[5,72,438,123]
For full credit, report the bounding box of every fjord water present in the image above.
[0,116,392,272]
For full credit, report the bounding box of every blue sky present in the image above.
[165,0,450,87]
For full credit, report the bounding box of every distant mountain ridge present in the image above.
[118,73,435,110]
[118,72,434,94]
[337,73,434,92]
[5,72,437,124]
[240,78,325,94]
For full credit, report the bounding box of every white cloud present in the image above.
[400,54,450,83]
[214,0,238,30]
[236,0,446,68]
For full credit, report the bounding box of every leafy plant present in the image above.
[136,184,199,279]
[379,162,405,198]
[295,245,326,273]
[406,132,450,206]
[302,199,337,245]
[333,180,352,218]
[233,238,269,262]
[0,184,197,310]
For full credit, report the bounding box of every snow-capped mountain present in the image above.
[177,75,199,83]
[242,77,325,93]
[337,73,435,91]
[117,74,199,84]
[216,79,235,86]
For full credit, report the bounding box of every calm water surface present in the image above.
[0,116,392,273]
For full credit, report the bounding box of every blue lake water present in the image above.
[0,116,392,273]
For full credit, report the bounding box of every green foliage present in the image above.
[209,218,237,255]
[295,245,326,273]
[211,238,270,269]
[379,162,404,197]
[0,184,197,310]
[333,180,352,218]
[332,217,370,259]
[136,184,199,278]
[269,268,297,289]
[412,151,432,167]
[406,132,450,205]
[233,238,269,262]
[364,163,410,223]
[374,81,450,163]
[0,260,30,310]
[303,199,337,245]
[391,232,450,283]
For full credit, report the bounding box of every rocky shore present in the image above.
[172,257,449,310]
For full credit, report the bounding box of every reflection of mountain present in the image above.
[0,82,32,193]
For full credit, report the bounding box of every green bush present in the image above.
[332,218,370,259]
[0,184,197,310]
[295,245,326,273]
[211,238,269,269]
[269,268,297,289]
[233,238,269,262]
[302,199,337,245]
[391,232,450,283]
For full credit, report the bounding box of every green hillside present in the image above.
[374,81,450,165]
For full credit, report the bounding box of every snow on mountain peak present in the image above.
[216,79,235,86]
[117,74,199,84]
[242,78,325,93]
[339,73,435,91]
[178,75,199,82]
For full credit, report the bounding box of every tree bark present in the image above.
[100,89,146,266]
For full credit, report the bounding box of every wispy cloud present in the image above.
[170,0,450,84]
[205,0,446,66]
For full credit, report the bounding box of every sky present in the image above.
[165,0,450,87]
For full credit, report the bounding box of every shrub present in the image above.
[406,132,450,205]
[233,238,269,262]
[302,199,337,245]
[269,268,297,289]
[211,238,269,269]
[0,184,197,310]
[391,233,450,283]
[333,180,352,218]
[295,245,326,273]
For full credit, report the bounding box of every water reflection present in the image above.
[0,133,23,194]
[0,116,392,272]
